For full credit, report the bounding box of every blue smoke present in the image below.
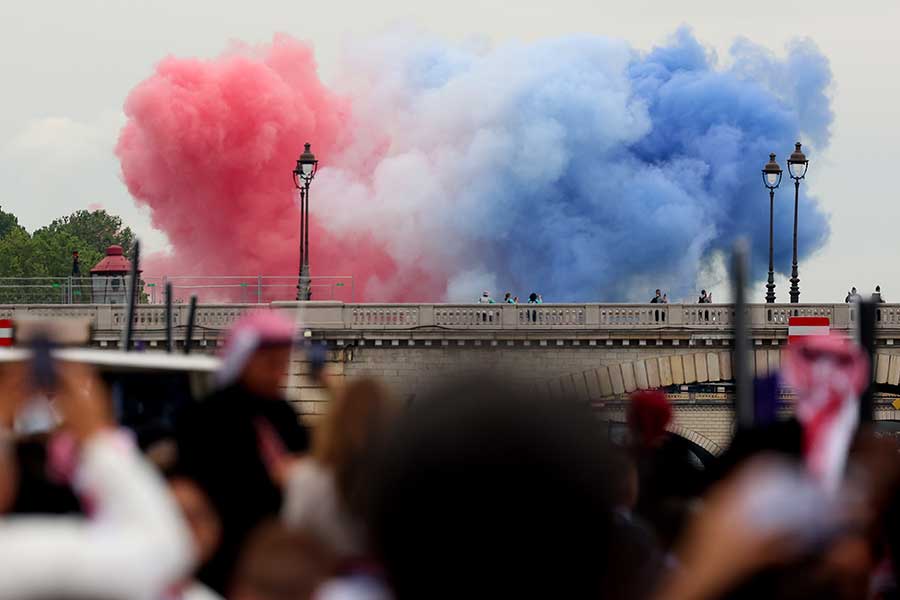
[332,28,834,302]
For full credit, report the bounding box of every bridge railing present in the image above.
[0,301,878,334]
[330,303,853,331]
[0,275,356,304]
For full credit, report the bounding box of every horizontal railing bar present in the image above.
[0,302,882,333]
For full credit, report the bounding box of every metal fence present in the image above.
[0,275,355,304]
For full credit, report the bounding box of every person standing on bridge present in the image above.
[650,289,662,303]
[174,310,311,595]
[873,285,885,303]
[478,291,494,304]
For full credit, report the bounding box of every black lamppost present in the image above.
[786,142,809,303]
[762,153,783,303]
[293,142,318,301]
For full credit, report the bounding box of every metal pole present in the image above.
[790,178,801,303]
[297,186,306,301]
[257,275,262,304]
[732,239,753,431]
[303,181,312,300]
[121,240,140,352]
[766,188,776,303]
[857,301,876,423]
[165,281,173,353]
[184,295,197,355]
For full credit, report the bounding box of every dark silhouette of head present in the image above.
[366,378,630,598]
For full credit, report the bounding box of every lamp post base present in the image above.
[297,264,311,301]
[765,276,776,304]
[789,270,799,304]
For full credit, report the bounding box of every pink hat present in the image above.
[627,389,672,448]
[217,310,297,387]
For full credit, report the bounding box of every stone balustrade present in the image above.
[2,302,896,341]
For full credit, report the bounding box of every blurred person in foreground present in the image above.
[175,310,311,594]
[656,334,900,600]
[0,361,193,599]
[366,377,656,599]
[0,360,81,517]
[282,378,398,600]
[627,390,705,554]
[230,520,336,600]
[283,378,398,559]
[165,469,225,600]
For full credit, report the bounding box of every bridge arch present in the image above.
[606,420,721,470]
[665,423,723,457]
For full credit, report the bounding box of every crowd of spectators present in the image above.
[650,290,711,304]
[1,309,899,599]
[478,290,543,304]
[848,286,886,303]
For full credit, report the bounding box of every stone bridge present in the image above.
[4,301,900,453]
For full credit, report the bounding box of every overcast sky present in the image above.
[1,0,897,302]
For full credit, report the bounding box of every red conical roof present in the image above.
[90,245,139,274]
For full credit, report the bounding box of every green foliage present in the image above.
[0,206,24,240]
[38,209,135,259]
[0,207,139,303]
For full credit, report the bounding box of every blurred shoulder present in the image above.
[183,581,225,600]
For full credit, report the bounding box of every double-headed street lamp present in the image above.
[786,142,809,304]
[761,153,783,303]
[293,142,318,301]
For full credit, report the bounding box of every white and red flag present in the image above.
[0,319,12,347]
[788,316,830,343]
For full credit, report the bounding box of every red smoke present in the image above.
[117,34,422,301]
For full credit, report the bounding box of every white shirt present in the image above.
[181,582,225,600]
[0,431,193,600]
[283,460,365,558]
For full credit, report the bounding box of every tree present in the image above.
[0,207,140,303]
[38,209,136,259]
[0,205,23,240]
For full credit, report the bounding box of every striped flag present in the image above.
[0,319,12,347]
[788,316,830,343]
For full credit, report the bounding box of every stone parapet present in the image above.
[6,302,900,348]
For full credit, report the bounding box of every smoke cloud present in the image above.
[118,28,833,302]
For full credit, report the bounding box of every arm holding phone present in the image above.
[0,364,194,600]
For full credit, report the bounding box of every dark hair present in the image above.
[367,378,634,598]
[529,292,538,302]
